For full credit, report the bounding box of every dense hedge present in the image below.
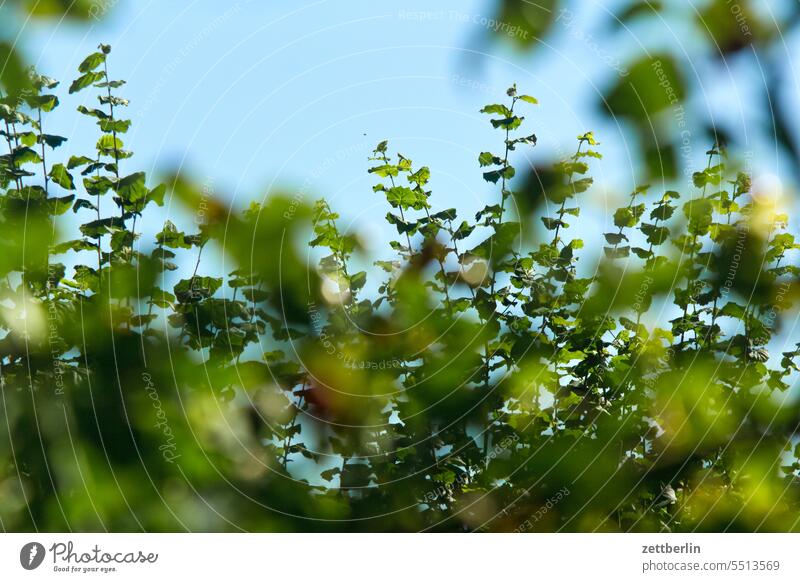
[1,47,799,532]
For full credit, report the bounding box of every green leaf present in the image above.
[431,208,457,221]
[490,116,523,130]
[96,134,128,157]
[79,52,106,73]
[650,203,675,221]
[386,212,418,234]
[570,177,593,194]
[452,221,475,240]
[98,118,131,133]
[69,71,105,94]
[480,103,512,116]
[369,164,399,178]
[641,223,670,245]
[68,155,95,169]
[110,229,134,251]
[48,194,75,215]
[386,186,426,210]
[77,105,108,119]
[29,94,59,112]
[483,166,514,184]
[541,217,566,230]
[518,94,538,104]
[116,172,147,202]
[719,302,746,320]
[320,467,341,482]
[174,276,223,302]
[468,221,519,266]
[156,221,193,249]
[79,216,125,239]
[349,271,367,292]
[613,203,645,228]
[478,152,500,167]
[604,245,630,258]
[83,176,114,195]
[18,132,37,147]
[604,232,628,245]
[40,134,67,149]
[148,287,176,308]
[95,80,126,89]
[99,95,129,107]
[148,184,167,207]
[53,239,97,254]
[11,147,42,166]
[72,198,97,213]
[49,163,75,190]
[409,166,430,186]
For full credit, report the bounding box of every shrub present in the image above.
[1,47,798,532]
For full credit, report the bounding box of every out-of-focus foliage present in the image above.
[1,48,800,533]
[487,0,800,182]
[1,0,112,96]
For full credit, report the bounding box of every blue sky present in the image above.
[18,0,632,242]
[14,0,799,271]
